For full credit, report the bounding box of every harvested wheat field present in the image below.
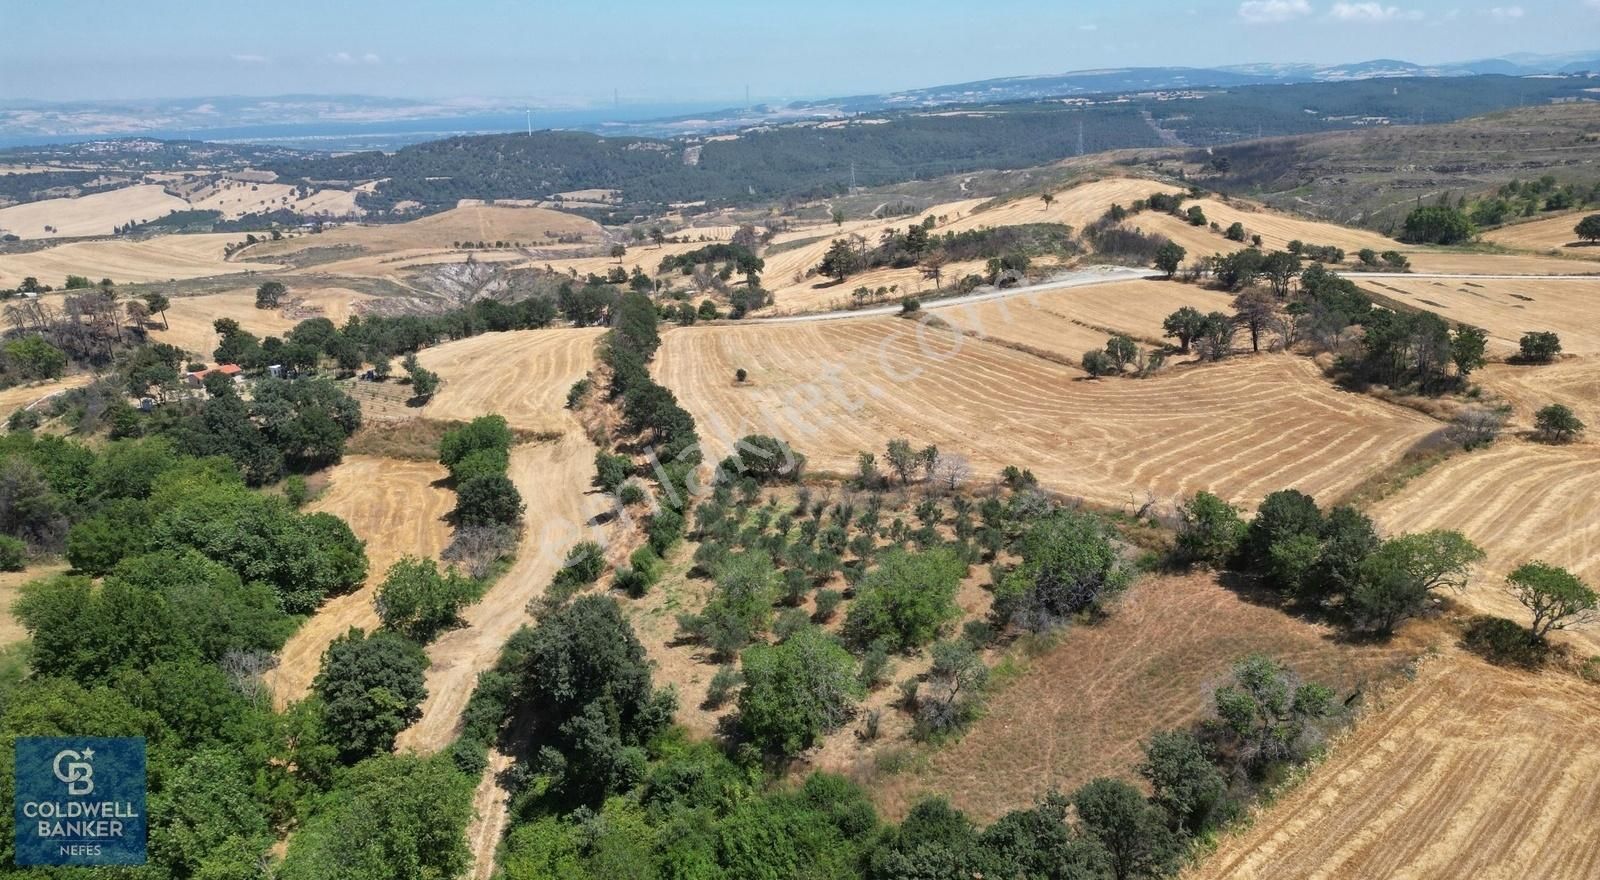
[929,278,1236,363]
[1129,197,1400,257]
[657,322,1440,509]
[248,205,603,262]
[264,455,455,706]
[1192,655,1600,880]
[1399,251,1600,276]
[184,179,361,220]
[870,572,1419,823]
[1484,211,1600,257]
[151,287,377,358]
[397,434,613,752]
[944,177,1184,236]
[1358,276,1600,355]
[0,232,277,288]
[0,184,191,239]
[0,374,94,418]
[1372,442,1600,654]
[416,328,603,433]
[1476,359,1600,432]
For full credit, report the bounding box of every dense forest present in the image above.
[260,76,1593,216]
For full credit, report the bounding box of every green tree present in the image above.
[1352,531,1484,633]
[453,473,524,526]
[993,511,1130,631]
[1213,653,1335,767]
[679,551,779,657]
[819,238,861,282]
[843,547,964,650]
[1138,729,1227,833]
[148,749,272,880]
[1312,505,1380,598]
[255,280,288,309]
[141,292,171,330]
[1400,205,1475,245]
[1073,778,1179,880]
[1225,221,1246,242]
[1176,491,1245,566]
[1506,561,1597,641]
[1451,325,1488,378]
[278,754,473,880]
[1154,241,1186,278]
[375,555,481,642]
[1104,334,1138,371]
[1573,213,1600,243]
[439,414,513,472]
[312,627,428,761]
[3,336,67,380]
[1185,206,1206,226]
[1518,330,1562,363]
[1244,489,1321,571]
[738,625,862,756]
[1534,403,1584,443]
[1162,306,1206,352]
[884,438,918,485]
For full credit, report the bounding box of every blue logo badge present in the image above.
[14,737,147,866]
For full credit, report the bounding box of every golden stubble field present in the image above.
[1192,653,1600,880]
[1484,211,1600,258]
[655,318,1441,511]
[1359,276,1600,355]
[150,287,377,357]
[0,184,191,239]
[0,233,280,288]
[265,455,456,706]
[415,327,606,433]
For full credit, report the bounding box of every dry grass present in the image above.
[0,233,281,288]
[0,184,190,239]
[1401,251,1600,276]
[248,205,602,263]
[655,319,1441,510]
[0,374,94,419]
[1474,358,1600,433]
[1127,196,1401,258]
[264,454,456,707]
[1191,652,1600,880]
[1356,276,1600,355]
[1370,440,1600,655]
[868,572,1420,824]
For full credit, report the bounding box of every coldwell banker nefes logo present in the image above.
[14,737,146,866]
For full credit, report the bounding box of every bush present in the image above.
[706,664,742,707]
[1462,615,1549,669]
[812,588,843,622]
[7,409,41,433]
[738,625,862,755]
[843,547,964,650]
[618,481,647,506]
[283,474,309,508]
[0,535,25,571]
[992,511,1129,631]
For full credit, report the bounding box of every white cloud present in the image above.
[1238,0,1312,23]
[1488,5,1524,18]
[1329,2,1424,21]
[328,51,382,65]
[230,54,269,63]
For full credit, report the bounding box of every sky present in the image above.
[3,0,1598,104]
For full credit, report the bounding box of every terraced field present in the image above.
[1372,442,1600,654]
[416,328,604,433]
[264,455,456,707]
[656,321,1441,509]
[1358,276,1600,355]
[928,278,1235,364]
[1193,656,1600,880]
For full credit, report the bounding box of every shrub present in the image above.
[0,535,25,571]
[706,664,742,707]
[812,588,843,622]
[1462,615,1549,669]
[618,481,647,506]
[1176,492,1245,567]
[566,377,591,409]
[283,474,309,508]
[738,625,862,755]
[558,541,607,586]
[992,512,1129,631]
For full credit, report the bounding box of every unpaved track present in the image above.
[265,455,455,707]
[1191,654,1600,880]
[396,435,611,752]
[0,374,94,419]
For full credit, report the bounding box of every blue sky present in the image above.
[3,0,1597,103]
